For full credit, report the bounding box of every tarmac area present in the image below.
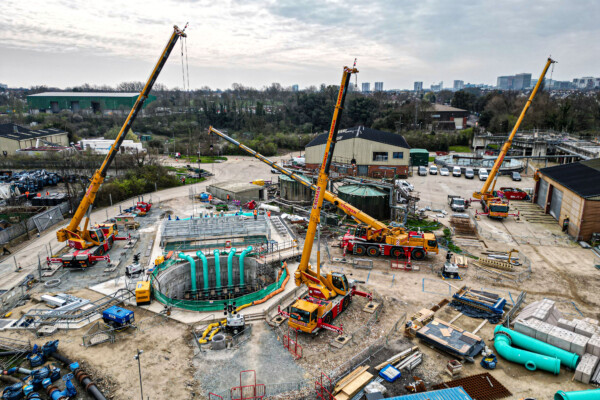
[0,155,599,399]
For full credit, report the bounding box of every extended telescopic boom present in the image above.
[57,25,187,245]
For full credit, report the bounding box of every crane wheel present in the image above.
[367,246,380,257]
[391,248,405,258]
[411,249,425,260]
[342,297,350,311]
[355,245,366,256]
[324,314,332,324]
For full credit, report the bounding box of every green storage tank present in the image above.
[279,174,313,202]
[337,185,389,221]
[410,148,429,167]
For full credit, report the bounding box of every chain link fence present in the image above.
[473,217,573,247]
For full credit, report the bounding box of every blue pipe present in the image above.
[227,248,237,287]
[213,250,221,289]
[494,333,561,374]
[195,251,209,290]
[495,326,579,369]
[555,389,600,400]
[238,246,252,286]
[178,253,197,293]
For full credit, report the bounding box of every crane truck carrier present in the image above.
[472,57,555,219]
[213,65,371,335]
[206,132,438,260]
[49,25,186,268]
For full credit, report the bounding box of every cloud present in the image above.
[0,0,599,89]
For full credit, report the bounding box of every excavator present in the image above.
[216,65,371,335]
[51,25,187,268]
[206,130,438,260]
[473,57,555,219]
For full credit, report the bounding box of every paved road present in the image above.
[0,154,288,290]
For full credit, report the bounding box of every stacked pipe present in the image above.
[393,348,422,371]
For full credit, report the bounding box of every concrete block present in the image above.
[570,334,590,356]
[548,327,568,350]
[587,335,600,357]
[558,318,576,332]
[584,317,599,326]
[575,354,599,384]
[515,319,537,338]
[535,321,554,342]
[575,321,596,338]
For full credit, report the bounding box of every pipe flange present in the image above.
[494,330,512,343]
[44,279,61,288]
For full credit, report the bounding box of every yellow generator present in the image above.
[135,281,151,306]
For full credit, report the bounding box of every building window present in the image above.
[393,152,404,159]
[372,152,388,161]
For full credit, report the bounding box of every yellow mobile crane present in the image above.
[473,57,555,219]
[52,25,187,268]
[206,128,438,260]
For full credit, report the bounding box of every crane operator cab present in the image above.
[68,227,106,250]
[331,272,349,294]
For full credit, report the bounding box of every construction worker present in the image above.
[226,194,230,202]
[267,211,271,218]
[253,209,258,220]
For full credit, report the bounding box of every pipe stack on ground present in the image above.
[50,352,107,400]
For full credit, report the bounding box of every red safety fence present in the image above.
[283,328,303,359]
[231,370,266,400]
[209,393,223,400]
[315,372,334,400]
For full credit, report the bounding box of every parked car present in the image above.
[429,165,438,175]
[465,168,475,179]
[497,187,530,200]
[452,166,462,177]
[478,168,488,181]
[512,171,522,181]
[440,167,450,176]
[270,168,281,174]
[396,180,414,191]
[418,166,427,176]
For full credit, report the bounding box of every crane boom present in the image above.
[207,126,387,231]
[474,57,555,200]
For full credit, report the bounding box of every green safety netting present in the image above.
[150,258,287,312]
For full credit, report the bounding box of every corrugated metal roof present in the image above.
[28,92,139,97]
[338,185,386,197]
[386,387,473,400]
[0,123,67,141]
[306,126,410,149]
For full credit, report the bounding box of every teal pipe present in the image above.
[495,326,579,369]
[494,333,561,374]
[227,248,237,287]
[238,246,252,286]
[555,389,600,400]
[213,249,221,289]
[178,252,197,293]
[195,250,209,290]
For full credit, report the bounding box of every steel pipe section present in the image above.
[555,389,600,400]
[495,326,579,369]
[494,332,560,374]
[213,249,222,288]
[238,246,252,286]
[49,352,107,400]
[178,253,197,293]
[195,250,209,290]
[227,248,237,287]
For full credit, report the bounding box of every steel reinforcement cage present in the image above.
[150,258,288,312]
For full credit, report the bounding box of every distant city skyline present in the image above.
[1,1,598,91]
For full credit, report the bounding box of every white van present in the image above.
[478,168,489,181]
[452,166,462,177]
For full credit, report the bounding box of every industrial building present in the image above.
[304,126,411,178]
[27,92,156,114]
[78,139,145,154]
[534,158,600,241]
[0,123,69,154]
[427,104,469,130]
[207,181,265,202]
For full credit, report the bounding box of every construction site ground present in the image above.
[1,156,599,399]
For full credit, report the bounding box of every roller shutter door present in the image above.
[549,186,563,220]
[537,179,548,209]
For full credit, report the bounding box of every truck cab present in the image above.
[447,195,466,212]
[288,300,319,333]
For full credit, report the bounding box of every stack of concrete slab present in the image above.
[574,353,599,384]
[586,335,600,357]
[574,319,597,338]
[516,299,563,325]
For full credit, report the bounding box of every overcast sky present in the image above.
[1,0,598,90]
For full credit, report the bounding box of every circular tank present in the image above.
[279,174,313,202]
[337,185,389,221]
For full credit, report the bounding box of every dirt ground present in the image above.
[2,155,600,400]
